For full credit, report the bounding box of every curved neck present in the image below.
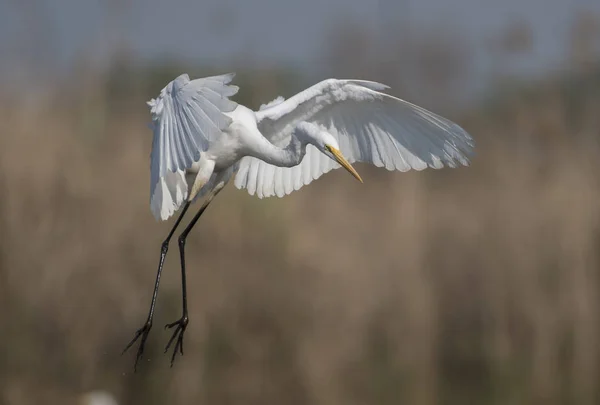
[251,133,308,168]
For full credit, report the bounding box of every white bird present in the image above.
[123,72,474,370]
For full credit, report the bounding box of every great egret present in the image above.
[123,73,474,370]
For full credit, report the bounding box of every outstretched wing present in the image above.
[234,79,474,198]
[149,73,239,220]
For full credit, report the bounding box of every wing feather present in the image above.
[235,79,473,198]
[149,73,238,220]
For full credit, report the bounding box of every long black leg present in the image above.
[122,201,191,372]
[164,186,223,366]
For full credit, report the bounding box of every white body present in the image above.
[148,73,475,221]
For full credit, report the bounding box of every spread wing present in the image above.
[234,79,474,198]
[148,73,239,220]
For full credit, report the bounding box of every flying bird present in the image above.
[123,73,474,370]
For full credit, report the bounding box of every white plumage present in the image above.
[148,73,239,220]
[124,72,475,370]
[148,73,474,220]
[236,79,472,198]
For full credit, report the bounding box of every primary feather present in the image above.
[148,73,239,220]
[234,79,474,198]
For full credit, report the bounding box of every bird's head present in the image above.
[298,123,363,183]
[318,134,363,184]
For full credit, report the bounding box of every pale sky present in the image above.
[1,0,599,82]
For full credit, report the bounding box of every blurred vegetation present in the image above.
[1,4,600,405]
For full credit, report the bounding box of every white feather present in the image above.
[149,72,239,220]
[259,96,286,111]
[234,79,473,198]
[150,169,188,221]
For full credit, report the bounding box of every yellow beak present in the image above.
[326,145,363,183]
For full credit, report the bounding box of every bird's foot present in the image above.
[122,320,152,372]
[164,315,188,367]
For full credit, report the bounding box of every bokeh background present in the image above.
[1,0,600,404]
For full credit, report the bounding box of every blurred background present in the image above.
[1,0,600,404]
